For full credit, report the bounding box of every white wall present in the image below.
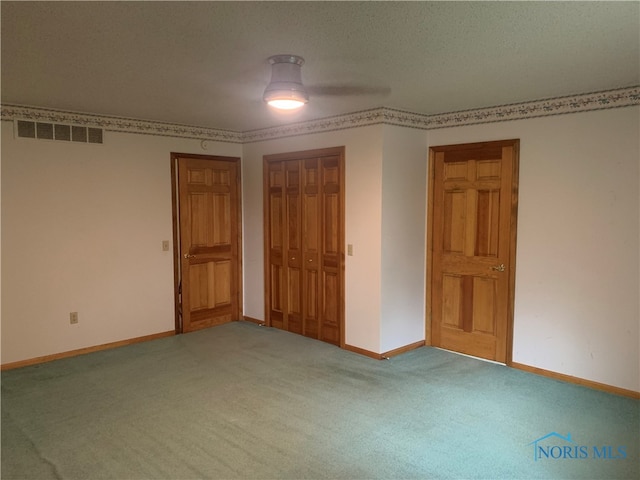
[380,125,428,352]
[427,107,640,391]
[1,121,241,363]
[241,126,384,353]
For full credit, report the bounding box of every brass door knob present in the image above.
[491,263,505,272]
[184,253,196,259]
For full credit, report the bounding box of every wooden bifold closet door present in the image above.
[264,147,345,346]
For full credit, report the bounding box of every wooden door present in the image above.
[172,153,242,333]
[265,160,286,331]
[428,140,519,363]
[264,147,345,346]
[285,160,303,335]
[302,158,321,339]
[317,155,343,344]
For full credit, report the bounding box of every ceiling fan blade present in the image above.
[306,85,391,97]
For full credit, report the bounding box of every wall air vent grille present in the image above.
[88,127,103,144]
[54,124,71,141]
[36,122,54,140]
[17,120,36,138]
[71,125,87,142]
[15,120,103,144]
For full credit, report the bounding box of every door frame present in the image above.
[425,139,519,364]
[170,152,243,334]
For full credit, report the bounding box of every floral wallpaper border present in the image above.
[243,86,639,142]
[2,86,638,144]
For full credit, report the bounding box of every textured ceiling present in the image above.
[2,1,638,132]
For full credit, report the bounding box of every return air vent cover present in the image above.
[16,120,36,138]
[15,120,103,144]
[54,124,71,141]
[36,122,54,140]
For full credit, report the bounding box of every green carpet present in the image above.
[2,321,638,479]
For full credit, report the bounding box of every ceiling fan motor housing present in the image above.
[264,54,309,104]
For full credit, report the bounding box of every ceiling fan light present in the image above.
[263,54,309,110]
[267,98,307,110]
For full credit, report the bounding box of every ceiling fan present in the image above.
[263,54,390,110]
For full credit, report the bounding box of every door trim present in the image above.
[425,139,519,364]
[171,152,243,334]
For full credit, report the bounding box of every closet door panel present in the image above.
[303,158,320,338]
[320,156,342,344]
[267,162,284,329]
[285,162,303,333]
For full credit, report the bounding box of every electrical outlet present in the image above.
[162,240,170,251]
[70,312,79,324]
